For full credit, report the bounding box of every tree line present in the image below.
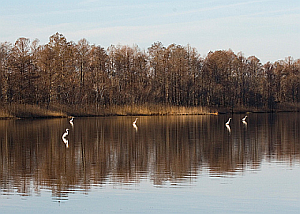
[1,32,300,111]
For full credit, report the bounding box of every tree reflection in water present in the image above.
[0,113,299,200]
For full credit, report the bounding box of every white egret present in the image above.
[69,117,74,127]
[226,118,231,125]
[132,118,138,130]
[242,115,247,126]
[133,118,138,125]
[62,136,69,148]
[225,118,231,133]
[226,124,231,133]
[62,128,69,139]
[62,129,69,148]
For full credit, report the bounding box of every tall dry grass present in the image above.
[54,104,216,116]
[1,103,218,119]
[3,104,66,118]
[5,102,299,119]
[110,104,216,116]
[0,108,13,119]
[40,103,217,117]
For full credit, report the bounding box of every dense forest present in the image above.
[1,32,300,115]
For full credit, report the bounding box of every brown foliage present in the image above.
[1,33,300,115]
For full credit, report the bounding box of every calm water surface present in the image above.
[0,113,300,213]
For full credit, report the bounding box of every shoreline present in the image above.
[0,103,299,120]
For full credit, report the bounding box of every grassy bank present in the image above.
[1,104,67,119]
[50,104,217,117]
[0,104,216,119]
[1,102,300,119]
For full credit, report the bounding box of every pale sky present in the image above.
[1,0,299,63]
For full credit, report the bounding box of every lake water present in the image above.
[0,113,300,213]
